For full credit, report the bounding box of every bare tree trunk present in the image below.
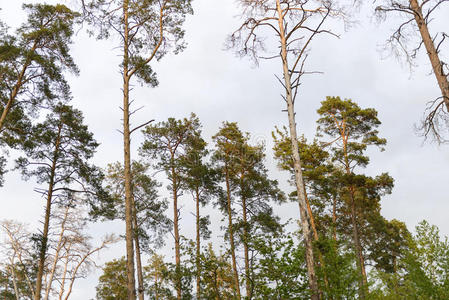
[195,187,201,299]
[410,0,449,110]
[44,206,70,300]
[34,122,62,300]
[132,194,145,300]
[58,254,69,300]
[122,1,137,299]
[9,265,20,300]
[224,161,241,299]
[276,2,319,299]
[171,163,182,300]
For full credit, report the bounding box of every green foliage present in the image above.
[317,96,386,170]
[96,257,128,300]
[251,230,309,299]
[199,244,236,300]
[144,254,173,299]
[84,0,193,86]
[316,237,359,299]
[103,161,171,249]
[0,3,79,126]
[372,220,449,299]
[15,103,107,211]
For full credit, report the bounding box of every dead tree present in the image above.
[228,0,345,298]
[376,0,449,142]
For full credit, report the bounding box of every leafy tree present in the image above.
[199,244,236,300]
[232,134,285,299]
[372,220,449,299]
[0,3,79,185]
[104,161,171,297]
[144,254,172,300]
[96,257,128,300]
[212,122,246,299]
[251,230,309,299]
[82,0,193,297]
[228,2,346,296]
[178,125,217,299]
[15,104,105,300]
[316,96,394,298]
[140,114,200,299]
[213,122,285,299]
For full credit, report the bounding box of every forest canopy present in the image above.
[0,0,448,299]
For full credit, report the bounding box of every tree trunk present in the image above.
[9,265,20,300]
[171,163,182,300]
[275,2,319,299]
[410,0,449,110]
[349,187,367,299]
[343,136,367,299]
[34,122,62,300]
[240,176,251,300]
[123,1,137,299]
[131,194,145,300]
[224,161,241,299]
[332,195,337,241]
[195,187,201,299]
[44,206,70,300]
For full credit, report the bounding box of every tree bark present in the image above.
[343,137,367,299]
[224,161,241,299]
[34,122,62,300]
[131,194,145,300]
[240,176,251,300]
[410,0,449,111]
[195,187,201,299]
[275,1,319,299]
[122,1,137,299]
[171,162,182,300]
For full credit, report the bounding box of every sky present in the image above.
[1,0,449,299]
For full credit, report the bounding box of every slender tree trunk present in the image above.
[171,163,182,300]
[9,265,20,300]
[44,206,69,300]
[332,195,337,242]
[122,1,137,299]
[410,0,449,110]
[275,2,319,298]
[58,254,69,300]
[348,187,367,299]
[240,177,251,300]
[343,137,367,299]
[224,161,241,299]
[195,187,201,299]
[34,122,62,300]
[131,194,145,300]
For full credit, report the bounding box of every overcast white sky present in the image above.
[1,0,449,299]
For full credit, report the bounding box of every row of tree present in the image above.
[0,0,448,299]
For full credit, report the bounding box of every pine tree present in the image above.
[82,1,193,297]
[15,104,105,300]
[316,96,392,298]
[178,127,217,299]
[0,4,79,185]
[104,161,171,298]
[140,113,200,299]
